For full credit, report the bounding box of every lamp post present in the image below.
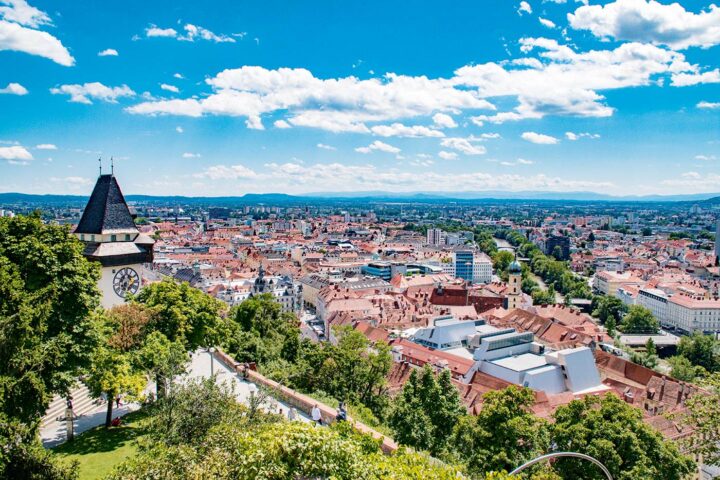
[208,347,216,377]
[510,452,613,480]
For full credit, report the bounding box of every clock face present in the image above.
[113,267,140,298]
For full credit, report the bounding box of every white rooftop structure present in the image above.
[409,315,604,395]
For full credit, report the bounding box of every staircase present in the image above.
[41,382,100,429]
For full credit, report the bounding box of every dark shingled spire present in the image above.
[75,174,138,234]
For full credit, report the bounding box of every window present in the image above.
[125,234,131,241]
[110,234,117,242]
[90,234,95,242]
[80,234,85,241]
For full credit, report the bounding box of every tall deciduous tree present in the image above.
[389,365,465,455]
[0,214,102,424]
[677,332,720,372]
[84,347,146,428]
[592,296,628,325]
[135,279,227,350]
[451,386,550,476]
[620,305,659,334]
[551,394,694,480]
[134,331,188,398]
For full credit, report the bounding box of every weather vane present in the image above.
[98,156,102,176]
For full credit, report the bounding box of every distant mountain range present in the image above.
[1,190,720,205]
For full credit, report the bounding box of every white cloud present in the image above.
[0,0,49,27]
[35,143,56,150]
[317,143,336,150]
[160,83,179,93]
[464,37,700,124]
[175,126,183,133]
[370,123,444,138]
[697,101,720,109]
[50,176,91,185]
[144,23,234,43]
[662,172,720,192]
[98,48,118,56]
[0,82,27,95]
[522,131,559,144]
[479,133,501,139]
[500,158,535,166]
[355,140,401,154]
[50,82,135,104]
[565,131,600,140]
[569,0,720,50]
[0,20,74,66]
[145,25,177,37]
[179,23,235,43]
[182,152,201,158]
[250,161,613,193]
[274,119,291,129]
[0,145,32,163]
[670,69,720,87]
[432,113,457,128]
[539,17,556,29]
[440,137,487,155]
[695,154,717,161]
[127,66,494,132]
[438,151,458,160]
[194,164,257,180]
[173,73,184,79]
[518,1,532,15]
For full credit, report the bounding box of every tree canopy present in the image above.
[0,214,103,424]
[135,278,228,350]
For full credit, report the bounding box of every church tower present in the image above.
[74,173,154,309]
[505,258,522,310]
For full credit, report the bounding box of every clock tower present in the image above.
[75,173,154,309]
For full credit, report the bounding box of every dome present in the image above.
[508,260,522,274]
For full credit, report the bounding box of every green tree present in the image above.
[452,386,550,476]
[677,332,720,372]
[551,394,694,480]
[605,316,616,337]
[135,279,227,350]
[389,365,465,455]
[677,373,720,465]
[619,305,659,334]
[492,251,514,274]
[134,331,188,398]
[0,214,102,425]
[641,227,653,236]
[149,376,244,446]
[592,296,628,325]
[225,294,299,365]
[532,286,556,306]
[645,338,657,357]
[84,347,146,428]
[551,245,564,260]
[667,355,706,382]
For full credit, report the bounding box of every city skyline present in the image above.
[1,0,719,196]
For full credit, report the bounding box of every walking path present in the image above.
[41,401,142,448]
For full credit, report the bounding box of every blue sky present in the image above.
[0,0,719,196]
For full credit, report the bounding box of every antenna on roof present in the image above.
[98,156,102,176]
[111,157,114,175]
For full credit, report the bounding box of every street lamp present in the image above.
[510,452,613,480]
[208,347,216,377]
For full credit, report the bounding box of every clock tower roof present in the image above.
[76,174,138,235]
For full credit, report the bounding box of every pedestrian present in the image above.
[311,404,322,425]
[115,395,121,409]
[288,407,297,421]
[336,401,347,422]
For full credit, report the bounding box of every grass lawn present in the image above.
[51,409,150,480]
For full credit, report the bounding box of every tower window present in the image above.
[125,234,131,241]
[110,234,117,242]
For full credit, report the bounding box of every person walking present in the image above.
[311,404,322,425]
[288,407,297,421]
[336,401,348,422]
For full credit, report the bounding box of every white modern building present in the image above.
[410,316,604,395]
